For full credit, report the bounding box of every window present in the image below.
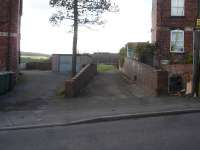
[171,0,185,16]
[170,30,184,53]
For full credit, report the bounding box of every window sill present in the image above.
[169,16,185,19]
[170,51,185,54]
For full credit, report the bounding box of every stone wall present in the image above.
[121,58,168,96]
[65,64,97,97]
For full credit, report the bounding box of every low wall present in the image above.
[26,62,51,70]
[162,64,193,94]
[121,58,168,96]
[162,64,192,75]
[65,64,97,97]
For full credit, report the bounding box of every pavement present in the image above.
[0,70,200,130]
[1,113,200,150]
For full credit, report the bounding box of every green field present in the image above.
[21,56,49,59]
[97,64,116,73]
[21,56,49,63]
[20,52,50,63]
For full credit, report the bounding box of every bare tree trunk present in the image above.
[72,0,78,77]
[192,30,200,96]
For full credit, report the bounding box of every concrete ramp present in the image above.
[81,70,148,99]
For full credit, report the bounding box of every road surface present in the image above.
[0,113,200,150]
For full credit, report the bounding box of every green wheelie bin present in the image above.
[4,72,10,92]
[0,72,6,95]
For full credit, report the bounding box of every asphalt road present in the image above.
[0,113,200,150]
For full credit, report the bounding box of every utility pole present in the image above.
[192,30,200,96]
[72,0,78,77]
[192,1,200,96]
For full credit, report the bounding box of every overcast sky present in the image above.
[21,0,152,54]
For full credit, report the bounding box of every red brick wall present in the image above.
[121,58,168,96]
[152,0,198,60]
[0,0,22,72]
[0,37,7,70]
[162,64,193,90]
[65,64,97,97]
[162,64,192,75]
[185,31,194,52]
[156,0,198,28]
[156,29,171,57]
[152,0,158,42]
[156,30,194,59]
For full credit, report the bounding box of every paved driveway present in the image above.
[81,70,148,98]
[0,71,68,111]
[0,69,145,112]
[0,69,199,129]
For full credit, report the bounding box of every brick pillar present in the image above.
[0,0,22,72]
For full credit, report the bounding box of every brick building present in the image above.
[152,0,200,65]
[152,0,200,93]
[0,0,22,73]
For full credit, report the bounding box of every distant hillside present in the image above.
[21,52,50,57]
[20,52,50,63]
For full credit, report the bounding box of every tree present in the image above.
[49,0,119,77]
[118,47,126,67]
[135,42,156,66]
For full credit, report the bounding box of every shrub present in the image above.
[184,52,193,64]
[135,42,156,66]
[169,52,193,64]
[118,47,127,67]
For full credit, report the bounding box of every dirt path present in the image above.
[81,70,141,99]
[0,71,68,111]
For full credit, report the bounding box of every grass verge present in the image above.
[97,64,116,73]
